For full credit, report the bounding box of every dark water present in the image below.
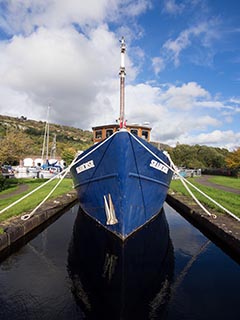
[0,203,239,320]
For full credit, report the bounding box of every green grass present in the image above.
[0,185,19,195]
[207,176,240,189]
[170,177,240,218]
[0,178,40,195]
[0,178,74,222]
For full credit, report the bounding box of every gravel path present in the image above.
[0,184,29,200]
[195,175,240,195]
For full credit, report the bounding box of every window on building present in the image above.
[95,130,102,139]
[130,129,138,136]
[142,130,149,140]
[106,129,114,138]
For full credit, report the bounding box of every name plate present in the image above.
[76,160,95,174]
[150,159,168,174]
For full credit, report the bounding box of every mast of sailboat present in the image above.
[50,133,56,158]
[46,108,49,161]
[41,105,50,164]
[119,36,126,128]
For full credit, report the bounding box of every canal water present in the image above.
[0,203,239,320]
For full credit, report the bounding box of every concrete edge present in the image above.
[0,190,78,253]
[166,193,240,263]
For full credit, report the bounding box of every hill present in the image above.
[0,114,235,171]
[0,114,93,161]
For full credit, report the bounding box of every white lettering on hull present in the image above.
[76,160,95,174]
[150,159,169,174]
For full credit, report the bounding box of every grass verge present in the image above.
[170,177,240,218]
[207,176,240,190]
[0,178,74,222]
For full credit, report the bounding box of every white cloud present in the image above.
[152,18,220,72]
[161,129,240,150]
[120,0,152,17]
[0,0,115,35]
[125,83,165,123]
[0,24,236,148]
[194,115,221,129]
[0,0,238,150]
[195,101,224,109]
[160,82,209,110]
[0,0,150,129]
[0,25,123,128]
[0,86,43,119]
[187,130,240,149]
[0,0,151,36]
[163,22,214,66]
[225,116,233,124]
[92,81,230,148]
[165,82,209,98]
[150,112,220,143]
[152,57,165,74]
[162,0,185,15]
[229,97,240,105]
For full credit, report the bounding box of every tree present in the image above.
[0,129,34,165]
[170,144,194,167]
[61,147,78,166]
[225,147,240,169]
[169,143,229,168]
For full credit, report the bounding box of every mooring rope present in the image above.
[0,171,64,216]
[21,158,75,220]
[179,177,214,218]
[129,131,240,222]
[1,130,239,223]
[181,177,240,222]
[0,131,118,219]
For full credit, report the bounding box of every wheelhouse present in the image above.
[92,124,152,143]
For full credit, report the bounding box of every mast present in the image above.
[41,105,50,164]
[46,113,49,161]
[119,36,126,128]
[50,133,57,159]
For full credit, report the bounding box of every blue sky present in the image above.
[0,0,239,149]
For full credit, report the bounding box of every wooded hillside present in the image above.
[0,114,93,165]
[0,114,239,171]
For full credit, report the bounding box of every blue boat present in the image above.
[70,37,174,240]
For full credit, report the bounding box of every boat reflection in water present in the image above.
[67,207,174,319]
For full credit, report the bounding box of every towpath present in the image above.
[0,184,29,200]
[195,175,240,195]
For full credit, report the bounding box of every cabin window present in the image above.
[95,130,102,139]
[130,129,138,136]
[142,130,149,140]
[106,129,114,138]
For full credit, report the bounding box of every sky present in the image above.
[0,0,239,150]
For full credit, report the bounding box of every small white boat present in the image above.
[39,166,62,179]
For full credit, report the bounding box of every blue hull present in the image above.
[70,130,173,239]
